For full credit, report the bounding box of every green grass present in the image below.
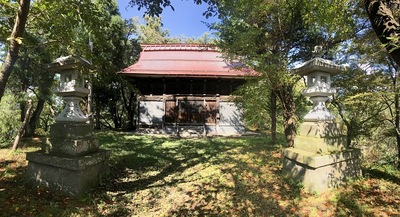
[1,132,400,216]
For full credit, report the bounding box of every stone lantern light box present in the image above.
[57,67,88,96]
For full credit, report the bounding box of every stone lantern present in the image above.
[45,55,98,156]
[26,56,109,197]
[282,46,362,193]
[53,55,90,123]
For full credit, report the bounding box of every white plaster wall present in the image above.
[219,102,245,134]
[139,101,164,125]
[219,102,243,125]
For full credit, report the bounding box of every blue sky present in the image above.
[117,0,218,38]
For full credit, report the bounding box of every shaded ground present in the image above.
[0,133,399,216]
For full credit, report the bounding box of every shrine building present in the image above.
[119,44,254,135]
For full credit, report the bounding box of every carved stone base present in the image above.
[295,121,346,154]
[26,150,110,197]
[298,121,342,137]
[56,97,88,122]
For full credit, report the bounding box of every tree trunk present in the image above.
[94,98,101,130]
[12,99,33,150]
[364,0,400,66]
[87,76,93,124]
[0,0,31,103]
[283,112,296,147]
[270,89,277,143]
[125,92,136,130]
[346,123,353,148]
[276,84,297,147]
[121,84,136,131]
[111,104,121,128]
[393,68,400,169]
[332,96,352,147]
[395,91,400,169]
[25,98,45,137]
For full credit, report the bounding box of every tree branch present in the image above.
[364,0,400,65]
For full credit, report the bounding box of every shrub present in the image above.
[0,94,21,148]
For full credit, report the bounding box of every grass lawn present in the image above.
[1,132,400,216]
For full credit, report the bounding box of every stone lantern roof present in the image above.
[293,57,347,76]
[47,55,94,72]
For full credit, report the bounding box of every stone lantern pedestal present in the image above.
[26,56,109,197]
[282,49,362,193]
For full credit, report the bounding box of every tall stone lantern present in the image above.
[26,56,109,197]
[298,46,337,122]
[53,55,90,123]
[282,46,362,193]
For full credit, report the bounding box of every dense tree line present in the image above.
[0,0,141,148]
[2,0,400,168]
[126,0,400,168]
[0,1,218,149]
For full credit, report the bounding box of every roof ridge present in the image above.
[141,43,218,51]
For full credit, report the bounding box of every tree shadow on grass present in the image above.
[363,167,400,183]
[101,134,245,193]
[0,133,302,216]
[93,133,301,216]
[166,140,302,216]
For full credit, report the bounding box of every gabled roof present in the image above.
[119,44,254,79]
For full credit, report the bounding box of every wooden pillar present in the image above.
[203,79,207,95]
[163,78,166,94]
[162,94,166,132]
[216,95,220,134]
[190,79,193,95]
[137,96,141,129]
[149,77,153,95]
[176,78,180,94]
[217,79,220,95]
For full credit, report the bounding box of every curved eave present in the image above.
[294,57,347,76]
[118,70,253,79]
[47,55,94,72]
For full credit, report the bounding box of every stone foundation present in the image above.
[44,122,99,157]
[282,148,362,192]
[282,121,362,193]
[26,149,110,197]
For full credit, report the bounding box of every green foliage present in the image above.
[1,0,142,133]
[89,1,141,130]
[0,93,21,147]
[209,0,361,146]
[129,0,174,17]
[28,0,109,58]
[331,67,388,146]
[234,77,275,131]
[136,16,170,43]
[168,32,217,44]
[0,0,17,43]
[332,8,400,166]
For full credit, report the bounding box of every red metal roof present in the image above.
[119,44,255,78]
